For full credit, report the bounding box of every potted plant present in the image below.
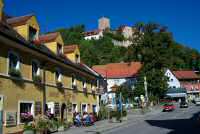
[57,120,65,132]
[122,110,127,121]
[9,68,21,78]
[21,112,33,123]
[48,119,58,133]
[110,111,117,123]
[23,122,36,134]
[35,115,49,134]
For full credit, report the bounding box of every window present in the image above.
[32,60,41,82]
[8,52,21,77]
[29,26,37,41]
[55,68,62,87]
[57,44,63,55]
[19,102,34,123]
[72,75,77,89]
[81,104,87,113]
[92,105,97,113]
[170,79,173,82]
[75,54,80,63]
[55,68,62,83]
[82,80,87,89]
[72,104,77,113]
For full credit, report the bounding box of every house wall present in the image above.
[84,32,103,40]
[13,25,29,40]
[0,34,98,133]
[165,69,181,88]
[65,47,80,63]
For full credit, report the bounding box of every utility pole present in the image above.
[144,76,148,104]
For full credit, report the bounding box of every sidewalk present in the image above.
[55,106,162,134]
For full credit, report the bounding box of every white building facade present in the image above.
[165,69,181,88]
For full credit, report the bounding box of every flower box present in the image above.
[20,112,33,124]
[33,75,42,83]
[9,68,21,78]
[56,81,63,88]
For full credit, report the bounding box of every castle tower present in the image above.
[98,17,110,31]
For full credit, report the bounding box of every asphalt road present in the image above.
[105,104,200,134]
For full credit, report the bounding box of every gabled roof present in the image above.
[173,70,199,80]
[0,22,99,78]
[6,14,34,27]
[64,45,79,54]
[92,62,142,78]
[38,32,59,43]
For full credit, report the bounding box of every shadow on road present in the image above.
[146,111,200,134]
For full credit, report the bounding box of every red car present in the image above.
[163,103,175,112]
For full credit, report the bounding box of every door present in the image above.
[0,96,3,134]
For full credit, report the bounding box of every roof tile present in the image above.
[173,70,199,80]
[92,62,142,78]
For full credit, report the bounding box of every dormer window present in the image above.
[29,26,37,42]
[57,44,63,56]
[55,68,62,87]
[8,52,21,77]
[32,60,41,83]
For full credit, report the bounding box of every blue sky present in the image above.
[4,0,200,50]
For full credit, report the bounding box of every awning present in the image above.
[166,88,187,98]
[166,93,187,98]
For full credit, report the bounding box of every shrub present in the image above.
[98,105,108,120]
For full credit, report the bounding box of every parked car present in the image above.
[162,103,175,112]
[180,102,188,108]
[195,98,200,106]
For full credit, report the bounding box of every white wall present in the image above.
[165,69,181,88]
[84,32,103,40]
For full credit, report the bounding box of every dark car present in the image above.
[180,102,188,108]
[163,103,175,112]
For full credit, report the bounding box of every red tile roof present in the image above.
[38,32,59,43]
[64,45,79,54]
[6,14,34,27]
[173,70,199,80]
[92,62,142,78]
[84,29,102,36]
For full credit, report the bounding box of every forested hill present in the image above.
[54,23,200,98]
[55,23,200,71]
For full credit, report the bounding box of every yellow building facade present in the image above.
[0,2,100,134]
